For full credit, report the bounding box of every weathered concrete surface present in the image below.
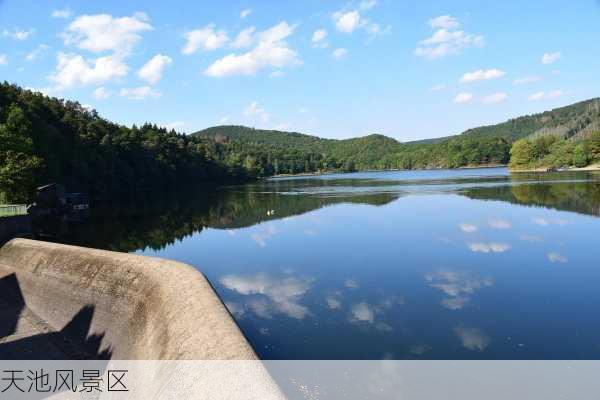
[0,238,257,360]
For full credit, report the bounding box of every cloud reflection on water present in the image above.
[425,270,493,310]
[220,273,313,319]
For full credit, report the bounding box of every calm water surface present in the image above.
[42,168,600,359]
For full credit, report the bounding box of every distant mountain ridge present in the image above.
[193,97,600,172]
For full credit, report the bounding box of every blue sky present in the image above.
[1,0,599,141]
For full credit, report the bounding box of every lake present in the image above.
[38,167,600,359]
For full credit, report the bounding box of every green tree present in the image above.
[0,105,43,202]
[572,143,589,167]
[509,139,534,169]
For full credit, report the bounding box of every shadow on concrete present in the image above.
[0,273,112,360]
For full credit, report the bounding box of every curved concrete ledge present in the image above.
[0,238,257,360]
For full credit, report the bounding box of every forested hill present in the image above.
[195,98,600,174]
[0,82,258,203]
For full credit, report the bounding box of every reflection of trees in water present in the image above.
[462,181,600,217]
[35,186,398,252]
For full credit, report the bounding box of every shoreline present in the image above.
[270,164,508,178]
[510,163,600,173]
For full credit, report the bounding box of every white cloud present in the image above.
[468,242,510,253]
[426,270,493,310]
[454,326,490,351]
[205,21,301,77]
[542,52,561,64]
[482,92,508,104]
[488,218,511,229]
[359,0,378,10]
[182,24,229,54]
[533,217,568,226]
[63,13,152,56]
[240,9,252,19]
[428,15,460,29]
[344,279,359,289]
[219,116,230,124]
[513,75,541,85]
[365,23,392,37]
[0,54,7,66]
[326,296,341,310]
[547,252,568,263]
[49,52,128,89]
[459,223,478,233]
[163,121,185,131]
[25,44,50,62]
[244,101,270,124]
[92,86,110,99]
[2,28,35,41]
[415,16,484,60]
[312,29,327,46]
[453,92,473,104]
[270,70,284,78]
[528,90,563,101]
[231,27,256,49]
[51,8,73,19]
[430,84,446,92]
[460,68,506,83]
[519,234,543,243]
[333,10,362,33]
[119,86,161,100]
[332,48,348,59]
[138,54,172,84]
[220,273,313,320]
[349,302,375,324]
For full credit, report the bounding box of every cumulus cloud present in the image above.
[468,242,510,253]
[519,234,543,243]
[547,252,568,263]
[488,218,511,229]
[332,48,348,59]
[205,21,301,77]
[460,68,505,83]
[49,52,128,89]
[92,86,110,99]
[2,28,35,41]
[542,52,561,64]
[240,9,252,19]
[359,0,378,10]
[459,223,478,233]
[425,270,493,310]
[0,54,7,66]
[415,16,484,59]
[231,27,256,49]
[312,29,328,47]
[219,273,313,319]
[244,101,270,125]
[119,86,161,100]
[182,24,229,54]
[482,92,508,104]
[344,279,359,289]
[326,296,342,310]
[25,44,50,62]
[163,121,185,131]
[138,54,172,84]
[52,8,73,19]
[349,302,375,323]
[528,90,563,101]
[333,10,362,33]
[62,13,152,56]
[429,15,460,29]
[453,92,473,104]
[430,84,446,92]
[454,326,490,351]
[513,75,541,85]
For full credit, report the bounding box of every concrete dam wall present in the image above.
[0,238,256,360]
